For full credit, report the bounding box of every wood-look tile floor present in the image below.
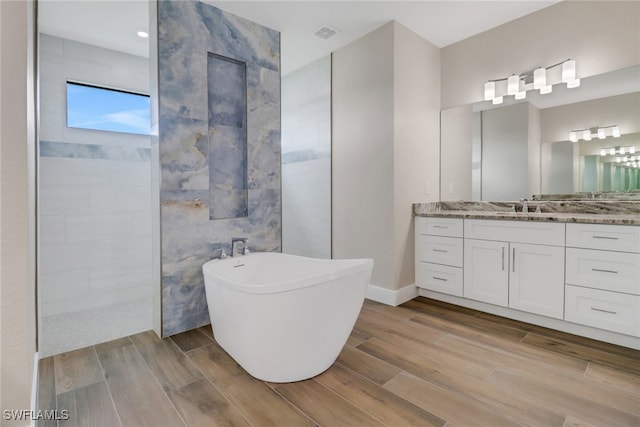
[38,297,640,427]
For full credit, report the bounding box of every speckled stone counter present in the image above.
[413,201,640,225]
[532,192,640,201]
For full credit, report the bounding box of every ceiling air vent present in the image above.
[314,25,339,40]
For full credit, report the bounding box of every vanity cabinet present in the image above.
[565,223,640,336]
[415,217,463,297]
[463,220,565,319]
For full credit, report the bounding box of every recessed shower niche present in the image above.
[207,52,248,219]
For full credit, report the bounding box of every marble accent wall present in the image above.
[157,0,281,336]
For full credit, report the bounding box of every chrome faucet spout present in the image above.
[520,198,529,213]
[231,237,248,257]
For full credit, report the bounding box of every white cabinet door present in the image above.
[509,243,565,319]
[464,239,508,306]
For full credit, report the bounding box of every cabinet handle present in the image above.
[432,276,448,282]
[590,307,618,315]
[512,248,516,272]
[592,235,619,240]
[433,225,449,229]
[501,247,505,271]
[432,249,448,253]
[592,268,619,274]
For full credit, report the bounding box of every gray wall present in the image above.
[155,0,281,336]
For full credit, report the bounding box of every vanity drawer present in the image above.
[416,262,463,297]
[415,217,463,238]
[416,235,463,267]
[566,223,640,253]
[565,285,640,337]
[464,219,565,246]
[566,248,640,295]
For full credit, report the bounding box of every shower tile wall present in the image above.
[39,34,152,356]
[282,55,332,259]
[156,1,281,336]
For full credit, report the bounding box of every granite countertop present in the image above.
[413,201,640,225]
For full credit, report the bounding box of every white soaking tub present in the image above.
[202,252,373,382]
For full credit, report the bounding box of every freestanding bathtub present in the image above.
[202,252,373,383]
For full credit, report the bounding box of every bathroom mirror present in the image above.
[441,64,640,201]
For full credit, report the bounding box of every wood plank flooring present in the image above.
[38,297,640,426]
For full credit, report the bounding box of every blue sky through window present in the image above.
[66,82,151,135]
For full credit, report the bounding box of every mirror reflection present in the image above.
[445,65,640,201]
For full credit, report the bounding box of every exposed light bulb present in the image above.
[484,81,495,101]
[533,67,546,89]
[597,128,606,139]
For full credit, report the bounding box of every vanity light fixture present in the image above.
[569,125,622,142]
[483,59,580,104]
[599,145,636,156]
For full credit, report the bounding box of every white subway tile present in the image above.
[64,39,131,70]
[110,160,151,187]
[129,56,150,77]
[39,34,64,55]
[109,68,150,93]
[40,300,67,317]
[39,215,66,244]
[40,187,90,214]
[90,265,152,290]
[40,240,110,273]
[65,213,133,242]
[89,186,151,213]
[40,269,91,302]
[132,212,153,237]
[40,158,110,187]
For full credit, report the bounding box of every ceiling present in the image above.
[38,0,559,76]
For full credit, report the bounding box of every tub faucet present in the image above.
[231,237,248,257]
[520,198,529,213]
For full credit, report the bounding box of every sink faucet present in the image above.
[231,237,248,257]
[520,198,529,213]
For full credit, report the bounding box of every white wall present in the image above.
[441,1,640,109]
[440,105,472,201]
[332,23,395,289]
[393,23,440,289]
[282,56,331,259]
[0,0,36,420]
[333,21,440,292]
[38,34,151,356]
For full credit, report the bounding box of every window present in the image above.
[66,82,151,135]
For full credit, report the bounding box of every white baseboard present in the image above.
[366,283,418,306]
